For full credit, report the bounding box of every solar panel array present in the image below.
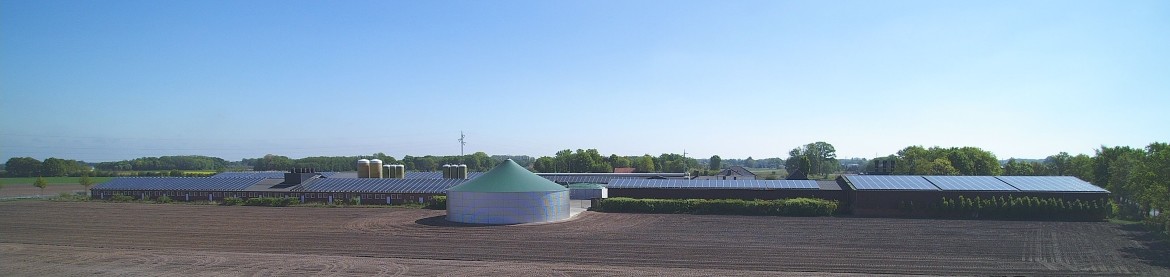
[542,175,642,184]
[92,177,264,191]
[212,172,341,178]
[402,172,484,179]
[996,176,1109,192]
[922,176,1018,191]
[298,178,467,193]
[211,172,287,178]
[845,175,940,191]
[606,179,820,189]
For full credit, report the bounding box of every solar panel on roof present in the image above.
[211,171,341,179]
[298,178,466,193]
[541,175,643,184]
[92,177,264,191]
[605,179,820,189]
[922,176,1018,191]
[400,172,484,179]
[995,176,1108,192]
[845,175,939,190]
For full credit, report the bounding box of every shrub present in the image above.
[930,195,1109,221]
[111,194,136,202]
[425,196,447,210]
[593,197,837,217]
[53,192,89,202]
[155,195,174,204]
[222,197,245,206]
[242,197,297,207]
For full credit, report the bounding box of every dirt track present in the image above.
[1,201,1166,276]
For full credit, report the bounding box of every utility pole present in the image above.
[458,131,467,164]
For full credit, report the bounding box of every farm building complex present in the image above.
[90,160,1110,218]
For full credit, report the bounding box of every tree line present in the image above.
[94,155,228,171]
[532,149,700,173]
[4,157,91,177]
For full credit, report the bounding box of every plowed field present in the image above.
[2,201,1166,276]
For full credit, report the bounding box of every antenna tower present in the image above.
[458,131,467,164]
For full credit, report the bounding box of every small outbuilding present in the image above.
[567,183,608,200]
[446,159,570,224]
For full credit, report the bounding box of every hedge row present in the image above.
[593,197,837,216]
[425,196,446,210]
[222,197,297,207]
[903,195,1110,221]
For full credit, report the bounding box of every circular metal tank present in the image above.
[383,164,393,179]
[356,159,370,178]
[370,159,383,178]
[447,159,570,224]
[442,164,452,178]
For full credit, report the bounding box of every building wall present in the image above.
[608,188,844,202]
[849,190,1111,217]
[447,190,570,224]
[90,190,442,205]
[569,188,607,200]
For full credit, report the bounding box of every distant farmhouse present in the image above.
[694,165,757,180]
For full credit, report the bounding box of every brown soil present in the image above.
[0,184,85,198]
[1,201,1166,276]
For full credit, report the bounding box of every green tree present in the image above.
[608,154,632,169]
[79,174,94,196]
[33,177,47,198]
[787,142,839,178]
[926,158,959,175]
[635,155,656,173]
[1136,142,1170,214]
[799,156,812,175]
[1003,159,1034,176]
[1044,152,1072,176]
[744,157,756,168]
[709,155,722,170]
[888,146,1000,175]
[253,154,294,171]
[533,157,556,172]
[4,157,42,177]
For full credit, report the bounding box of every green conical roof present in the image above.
[447,159,567,192]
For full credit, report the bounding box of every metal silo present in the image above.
[356,159,371,178]
[383,165,392,179]
[370,159,383,178]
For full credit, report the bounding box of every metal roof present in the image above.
[448,160,567,192]
[92,177,264,191]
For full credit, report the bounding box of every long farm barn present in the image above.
[92,164,1111,218]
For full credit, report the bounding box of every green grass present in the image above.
[0,177,113,185]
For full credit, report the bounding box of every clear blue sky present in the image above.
[2,0,1167,162]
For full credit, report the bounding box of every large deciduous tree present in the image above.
[889,146,1001,176]
[4,157,42,177]
[786,142,839,178]
[709,155,722,170]
[635,155,656,173]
